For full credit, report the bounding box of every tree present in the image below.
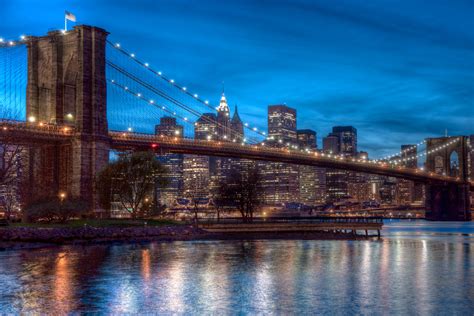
[96,151,168,218]
[24,197,88,223]
[0,108,26,221]
[220,165,262,222]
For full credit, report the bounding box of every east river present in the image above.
[0,220,473,314]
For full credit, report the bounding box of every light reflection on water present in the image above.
[0,220,473,314]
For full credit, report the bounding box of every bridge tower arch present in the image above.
[24,25,110,208]
[425,136,471,220]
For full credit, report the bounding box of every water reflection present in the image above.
[0,221,473,314]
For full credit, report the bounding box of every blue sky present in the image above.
[1,0,473,157]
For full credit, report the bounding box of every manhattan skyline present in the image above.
[1,0,473,157]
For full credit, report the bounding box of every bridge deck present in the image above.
[0,121,472,188]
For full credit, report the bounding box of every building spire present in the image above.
[231,104,242,123]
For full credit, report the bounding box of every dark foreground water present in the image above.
[1,221,473,314]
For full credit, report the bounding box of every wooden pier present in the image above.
[198,217,383,237]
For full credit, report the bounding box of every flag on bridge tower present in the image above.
[65,11,76,22]
[64,11,76,31]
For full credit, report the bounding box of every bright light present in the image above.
[0,38,4,43]
[20,35,25,40]
[158,71,162,75]
[184,117,188,121]
[28,116,36,123]
[205,100,209,104]
[115,43,120,47]
[61,30,66,34]
[182,87,187,91]
[175,130,180,135]
[66,113,73,120]
[207,135,211,140]
[131,53,135,58]
[194,94,198,98]
[150,100,154,104]
[128,127,133,132]
[9,41,14,46]
[137,93,141,97]
[253,127,257,131]
[144,63,149,67]
[170,79,174,83]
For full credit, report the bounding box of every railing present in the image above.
[198,216,384,225]
[0,119,74,137]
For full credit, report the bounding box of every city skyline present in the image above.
[1,0,473,157]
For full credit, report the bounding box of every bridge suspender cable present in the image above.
[106,61,260,144]
[106,40,267,139]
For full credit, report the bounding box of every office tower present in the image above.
[332,126,357,156]
[322,134,339,154]
[296,129,325,204]
[297,129,317,149]
[397,144,418,205]
[183,113,217,200]
[323,126,358,202]
[268,105,297,144]
[154,117,184,207]
[261,105,299,205]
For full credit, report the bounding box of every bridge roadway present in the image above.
[110,131,473,188]
[1,121,472,189]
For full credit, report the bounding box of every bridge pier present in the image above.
[425,183,471,221]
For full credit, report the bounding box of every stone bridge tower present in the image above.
[25,25,110,208]
[425,136,471,220]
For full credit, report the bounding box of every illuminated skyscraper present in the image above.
[332,126,357,156]
[297,129,325,204]
[183,113,217,199]
[261,105,299,205]
[154,117,184,207]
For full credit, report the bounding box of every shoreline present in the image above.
[0,225,377,251]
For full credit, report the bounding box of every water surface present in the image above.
[0,220,473,314]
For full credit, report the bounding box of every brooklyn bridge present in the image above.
[0,25,472,220]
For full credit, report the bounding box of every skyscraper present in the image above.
[323,126,357,202]
[332,126,357,156]
[322,134,339,154]
[268,105,297,144]
[297,129,317,149]
[154,117,184,207]
[297,129,325,204]
[397,144,417,205]
[230,106,244,142]
[183,113,217,200]
[261,105,299,205]
[216,93,231,140]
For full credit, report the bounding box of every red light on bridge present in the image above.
[151,144,158,148]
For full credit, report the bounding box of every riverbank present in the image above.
[0,224,372,250]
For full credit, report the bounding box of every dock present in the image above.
[198,217,383,237]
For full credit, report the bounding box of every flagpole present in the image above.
[64,14,67,31]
